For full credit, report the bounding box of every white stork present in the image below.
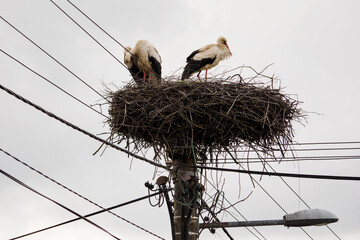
[181,36,232,81]
[123,40,162,84]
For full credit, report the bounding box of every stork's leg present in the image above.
[205,69,208,81]
[197,71,202,81]
[143,71,146,83]
[149,73,152,82]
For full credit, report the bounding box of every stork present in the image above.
[123,40,162,84]
[181,36,232,81]
[124,46,143,85]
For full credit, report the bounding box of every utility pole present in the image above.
[172,154,200,240]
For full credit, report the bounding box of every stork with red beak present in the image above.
[124,40,162,84]
[181,36,232,81]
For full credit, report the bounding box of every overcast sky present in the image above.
[1,0,360,239]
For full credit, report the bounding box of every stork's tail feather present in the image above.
[181,64,195,80]
[181,57,216,81]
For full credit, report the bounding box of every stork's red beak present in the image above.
[226,44,232,56]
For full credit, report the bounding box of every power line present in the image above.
[0,147,166,240]
[0,48,108,119]
[189,165,360,181]
[49,0,128,70]
[0,16,108,102]
[0,83,167,170]
[214,155,360,164]
[174,142,360,151]
[292,141,360,146]
[0,168,122,240]
[9,190,165,240]
[226,146,360,152]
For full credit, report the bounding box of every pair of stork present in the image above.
[124,36,232,84]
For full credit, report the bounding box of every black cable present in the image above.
[9,190,164,240]
[0,168,122,240]
[0,16,108,102]
[0,48,108,119]
[191,164,360,181]
[226,146,360,152]
[160,185,175,240]
[49,0,128,70]
[0,147,166,240]
[214,155,360,164]
[292,141,360,146]
[174,142,360,150]
[0,83,167,170]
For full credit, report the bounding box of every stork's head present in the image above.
[217,36,232,56]
[124,46,132,68]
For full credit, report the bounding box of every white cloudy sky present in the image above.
[1,0,360,239]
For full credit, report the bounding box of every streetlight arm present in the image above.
[199,209,338,229]
[200,219,285,229]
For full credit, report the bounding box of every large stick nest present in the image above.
[106,74,303,163]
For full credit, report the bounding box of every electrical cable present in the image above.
[214,155,360,164]
[0,168,122,240]
[49,0,128,70]
[0,16,108,102]
[9,190,164,240]
[290,141,360,146]
[0,48,108,119]
[175,148,360,158]
[225,146,360,153]
[174,142,360,151]
[0,147,166,240]
[195,165,360,181]
[0,83,167,170]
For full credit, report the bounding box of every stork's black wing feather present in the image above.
[149,56,162,79]
[129,64,144,85]
[129,56,146,85]
[186,49,200,62]
[181,57,215,80]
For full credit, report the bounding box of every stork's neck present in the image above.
[217,47,232,60]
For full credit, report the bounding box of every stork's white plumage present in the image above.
[181,36,232,81]
[123,40,162,84]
